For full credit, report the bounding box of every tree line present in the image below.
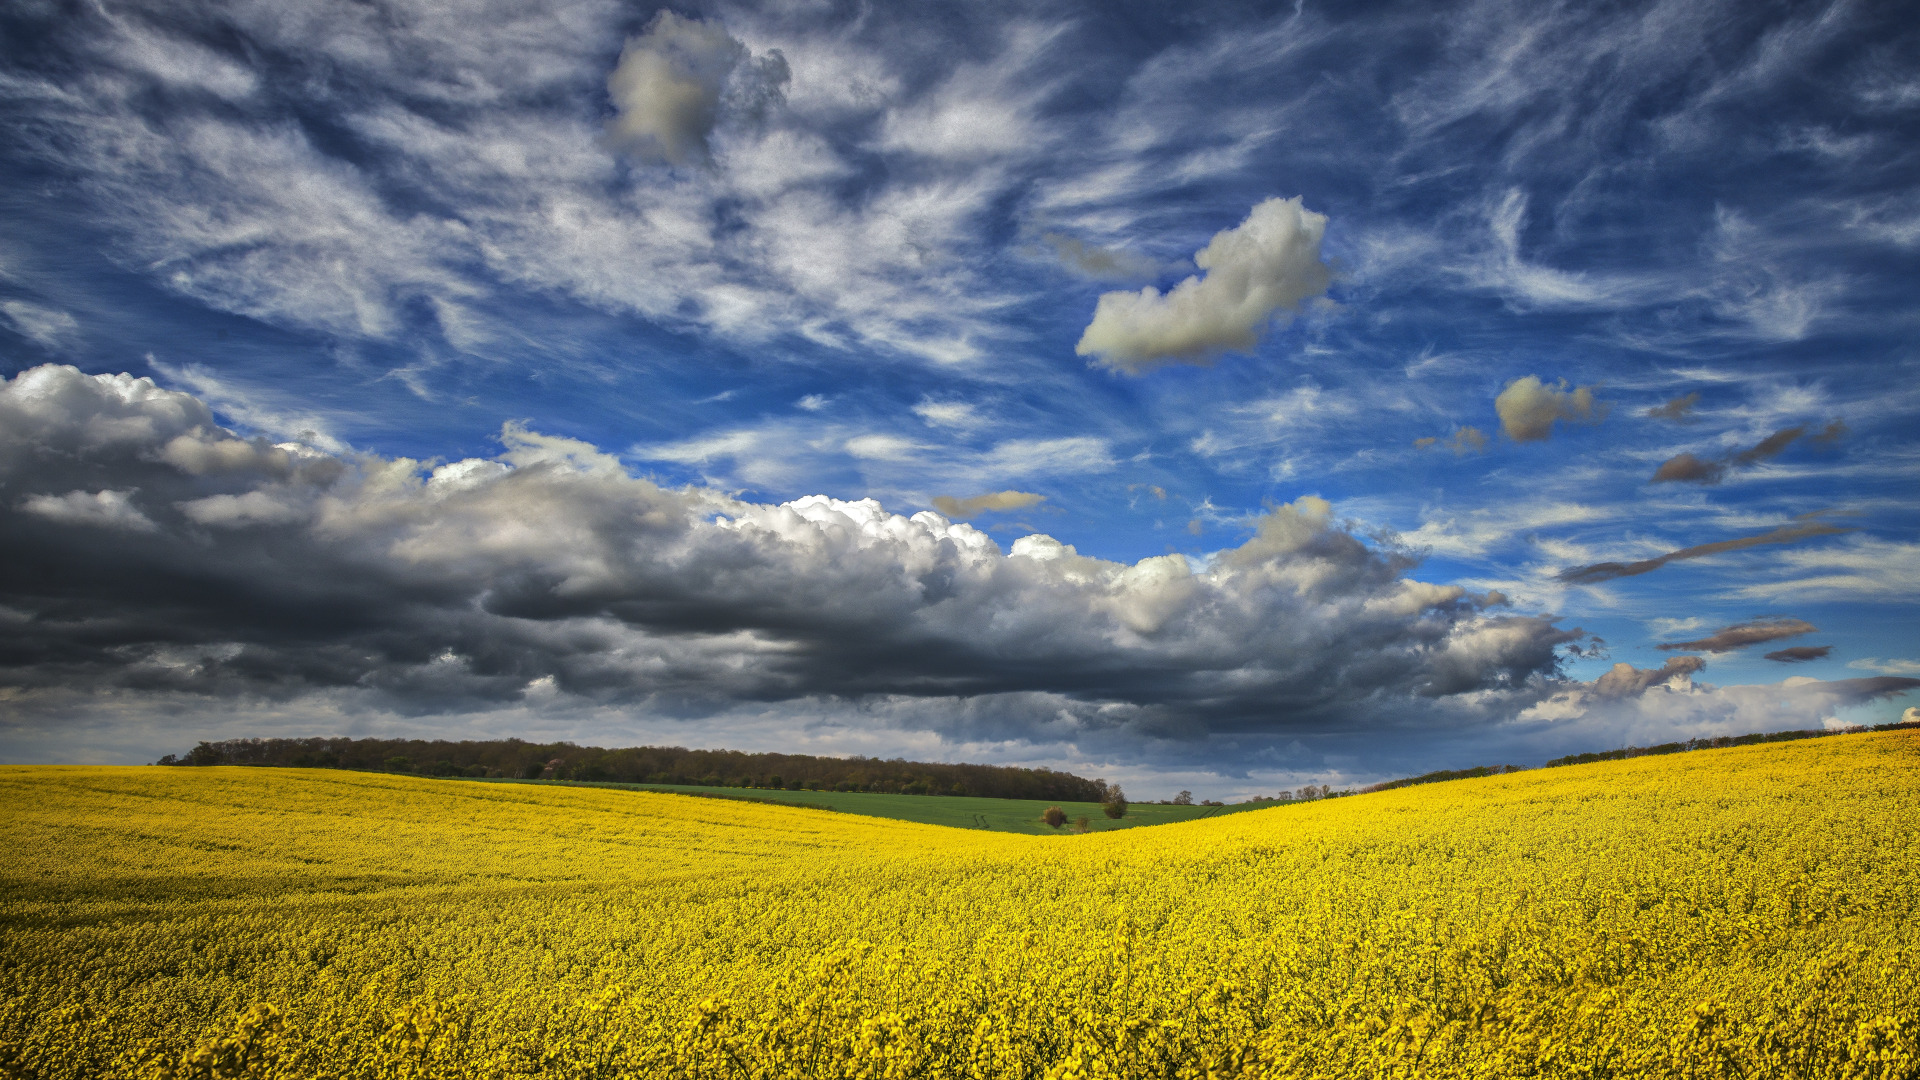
[156,737,1113,802]
[1542,721,1913,768]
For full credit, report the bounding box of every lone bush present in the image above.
[1042,806,1067,829]
[1102,785,1128,819]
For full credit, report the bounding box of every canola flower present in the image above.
[1,730,1917,1078]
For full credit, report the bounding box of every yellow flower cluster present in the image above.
[2,730,1917,1078]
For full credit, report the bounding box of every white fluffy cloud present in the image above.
[1493,376,1606,442]
[605,13,788,167]
[21,489,156,532]
[1075,197,1332,373]
[1521,666,1918,747]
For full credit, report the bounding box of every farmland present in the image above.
[473,778,1265,833]
[3,730,1918,1078]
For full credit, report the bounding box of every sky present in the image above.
[2,0,1917,797]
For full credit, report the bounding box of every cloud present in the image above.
[1074,197,1331,373]
[1414,426,1487,455]
[1729,424,1806,466]
[1557,517,1853,585]
[981,437,1116,475]
[2,0,1026,363]
[931,491,1045,519]
[1905,707,1920,725]
[178,490,308,528]
[913,401,981,429]
[1646,393,1700,422]
[1850,657,1920,677]
[1650,452,1726,484]
[844,434,924,460]
[1400,502,1612,560]
[1658,617,1815,653]
[1733,538,1920,602]
[1494,376,1606,442]
[1592,656,1706,698]
[1650,422,1838,484]
[1764,645,1830,662]
[1520,670,1920,744]
[1041,233,1158,281]
[0,365,1590,762]
[0,300,79,348]
[20,489,156,532]
[796,395,829,412]
[604,13,788,167]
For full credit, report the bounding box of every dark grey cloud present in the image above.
[1764,645,1831,662]
[1650,422,1843,485]
[1646,393,1700,422]
[1650,451,1726,485]
[0,366,1586,757]
[1557,518,1853,585]
[1658,617,1815,653]
[1591,655,1705,698]
[1730,425,1807,466]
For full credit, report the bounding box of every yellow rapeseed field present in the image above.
[3,730,1917,1079]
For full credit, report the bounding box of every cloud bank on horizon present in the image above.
[0,0,1916,792]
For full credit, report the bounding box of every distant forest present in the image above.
[158,737,1112,802]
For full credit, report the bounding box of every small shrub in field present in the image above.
[1103,785,1128,819]
[1072,816,1091,834]
[1042,806,1067,828]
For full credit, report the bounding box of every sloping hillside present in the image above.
[3,730,1916,1078]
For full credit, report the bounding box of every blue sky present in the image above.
[2,0,1916,795]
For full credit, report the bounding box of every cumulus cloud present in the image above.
[1074,197,1331,373]
[1558,517,1853,585]
[1493,376,1606,442]
[604,13,788,167]
[1764,645,1831,662]
[1646,393,1700,422]
[1657,617,1815,653]
[20,489,156,532]
[931,491,1045,518]
[1,365,1591,762]
[1592,655,1706,698]
[1413,426,1488,455]
[1520,669,1920,743]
